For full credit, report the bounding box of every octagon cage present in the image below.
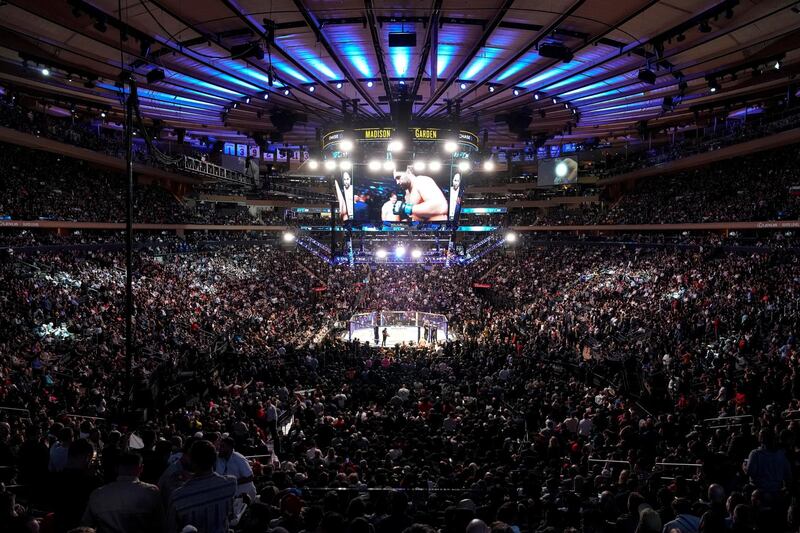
[346,311,450,346]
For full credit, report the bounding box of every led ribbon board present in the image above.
[321,128,479,150]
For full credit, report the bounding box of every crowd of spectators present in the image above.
[191,203,285,226]
[597,106,800,178]
[0,95,206,168]
[508,143,800,227]
[602,145,800,224]
[0,143,186,223]
[3,115,800,230]
[0,239,797,533]
[0,143,289,226]
[2,88,800,533]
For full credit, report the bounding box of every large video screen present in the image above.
[335,164,462,225]
[538,157,578,186]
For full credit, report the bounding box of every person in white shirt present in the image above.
[381,193,401,222]
[563,413,579,434]
[397,385,410,402]
[215,437,256,501]
[578,413,593,437]
[333,392,347,409]
[265,399,280,450]
[305,442,322,461]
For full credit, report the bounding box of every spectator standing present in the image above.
[168,440,236,533]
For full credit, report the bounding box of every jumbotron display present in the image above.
[326,126,475,227]
[334,164,463,224]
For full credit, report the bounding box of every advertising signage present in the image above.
[322,128,479,150]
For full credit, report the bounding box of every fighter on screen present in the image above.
[334,172,354,221]
[448,172,462,220]
[392,165,448,222]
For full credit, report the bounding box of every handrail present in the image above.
[179,156,253,187]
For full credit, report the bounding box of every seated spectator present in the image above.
[82,451,164,533]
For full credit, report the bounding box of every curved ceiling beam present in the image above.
[363,0,393,111]
[411,0,443,98]
[0,33,229,120]
[13,0,341,120]
[291,0,385,117]
[415,0,516,117]
[533,3,799,100]
[479,20,800,121]
[149,0,345,116]
[218,0,338,101]
[430,0,620,118]
[448,0,777,120]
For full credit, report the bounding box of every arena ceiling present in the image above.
[0,0,799,149]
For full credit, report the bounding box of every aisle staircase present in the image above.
[477,258,505,281]
[294,257,324,283]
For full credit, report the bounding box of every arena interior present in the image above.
[2,1,800,532]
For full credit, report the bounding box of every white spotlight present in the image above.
[457,160,471,172]
[387,139,404,152]
[504,232,517,243]
[336,82,343,89]
[483,159,495,171]
[428,160,442,172]
[283,232,296,243]
[513,88,520,96]
[41,68,50,76]
[308,159,319,170]
[774,60,781,70]
[308,85,315,92]
[368,160,381,172]
[375,248,388,259]
[413,160,426,172]
[444,140,458,153]
[555,161,568,178]
[411,249,423,259]
[100,112,106,118]
[324,160,337,171]
[394,245,406,258]
[534,93,540,100]
[460,82,467,90]
[367,80,374,88]
[339,160,352,171]
[340,139,354,151]
[382,160,395,172]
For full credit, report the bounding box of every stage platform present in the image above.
[344,325,455,347]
